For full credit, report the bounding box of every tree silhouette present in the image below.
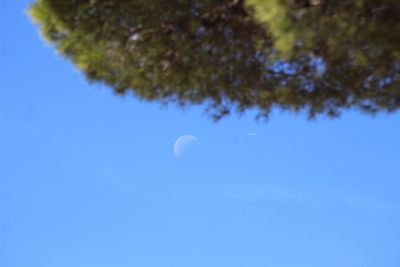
[30,0,400,119]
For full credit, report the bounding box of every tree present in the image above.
[29,0,400,119]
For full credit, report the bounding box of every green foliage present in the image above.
[246,0,296,54]
[29,0,400,119]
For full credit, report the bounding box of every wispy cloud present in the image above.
[343,195,399,213]
[215,183,306,203]
[210,183,399,213]
[99,169,399,213]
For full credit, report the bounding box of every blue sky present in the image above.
[1,1,400,267]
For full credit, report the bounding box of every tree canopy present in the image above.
[29,0,400,119]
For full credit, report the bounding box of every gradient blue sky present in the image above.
[1,1,400,267]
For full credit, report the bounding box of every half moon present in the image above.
[173,135,198,156]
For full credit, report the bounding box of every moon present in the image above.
[173,135,198,156]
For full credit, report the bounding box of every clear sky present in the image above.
[1,1,400,267]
